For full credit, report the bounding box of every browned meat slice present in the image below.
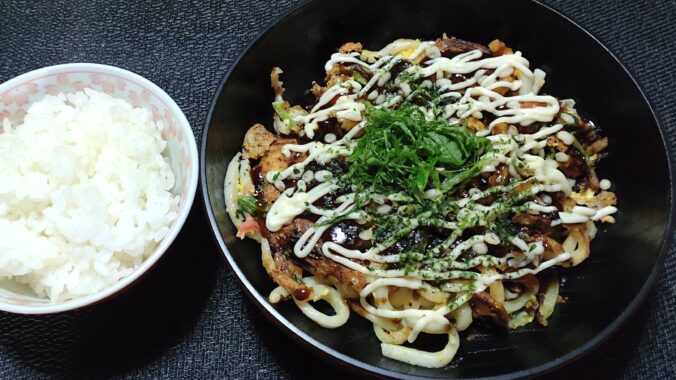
[242,123,276,160]
[557,152,586,179]
[469,291,509,325]
[253,137,300,207]
[258,138,296,173]
[577,118,601,142]
[552,191,576,212]
[272,249,310,300]
[436,36,491,57]
[305,257,366,293]
[546,135,569,152]
[292,218,366,293]
[339,42,363,54]
[511,212,558,235]
[505,274,540,294]
[262,223,312,301]
[487,164,509,186]
[261,216,366,300]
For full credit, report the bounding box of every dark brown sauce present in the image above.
[516,122,545,135]
[321,220,372,251]
[341,63,372,78]
[250,165,266,201]
[300,118,346,145]
[294,287,310,300]
[450,73,467,84]
[389,59,412,79]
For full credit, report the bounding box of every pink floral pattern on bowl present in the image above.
[0,63,199,313]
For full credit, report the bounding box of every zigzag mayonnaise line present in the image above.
[224,36,617,368]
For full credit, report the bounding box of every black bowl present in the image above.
[201,0,672,378]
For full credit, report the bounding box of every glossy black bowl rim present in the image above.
[200,1,674,378]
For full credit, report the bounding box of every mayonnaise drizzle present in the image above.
[250,38,617,355]
[325,42,559,136]
[266,182,338,232]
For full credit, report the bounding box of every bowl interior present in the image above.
[0,64,198,311]
[202,0,671,378]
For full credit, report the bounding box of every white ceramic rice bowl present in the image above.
[0,63,198,314]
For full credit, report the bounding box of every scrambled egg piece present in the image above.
[571,189,595,205]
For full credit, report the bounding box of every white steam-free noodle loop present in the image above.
[223,153,243,227]
[563,225,591,266]
[374,324,412,345]
[293,277,350,329]
[269,286,290,304]
[381,328,461,369]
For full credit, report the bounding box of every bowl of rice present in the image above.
[0,63,198,314]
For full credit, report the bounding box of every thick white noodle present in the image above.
[223,153,243,227]
[381,328,460,368]
[374,324,411,345]
[292,277,350,329]
[269,286,290,304]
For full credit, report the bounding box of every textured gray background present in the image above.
[0,0,674,379]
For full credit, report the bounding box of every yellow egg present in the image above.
[571,189,595,204]
[396,47,418,59]
[396,46,426,63]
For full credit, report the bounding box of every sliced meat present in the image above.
[254,137,299,207]
[262,223,311,301]
[488,164,509,186]
[242,123,276,160]
[557,152,586,179]
[436,36,491,57]
[511,212,558,235]
[577,118,600,143]
[293,218,366,293]
[272,249,310,300]
[552,190,576,211]
[305,257,366,293]
[469,291,509,325]
[505,274,540,294]
[546,136,569,152]
[263,217,366,298]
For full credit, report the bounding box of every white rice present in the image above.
[0,88,179,301]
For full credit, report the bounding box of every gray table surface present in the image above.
[0,0,674,378]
